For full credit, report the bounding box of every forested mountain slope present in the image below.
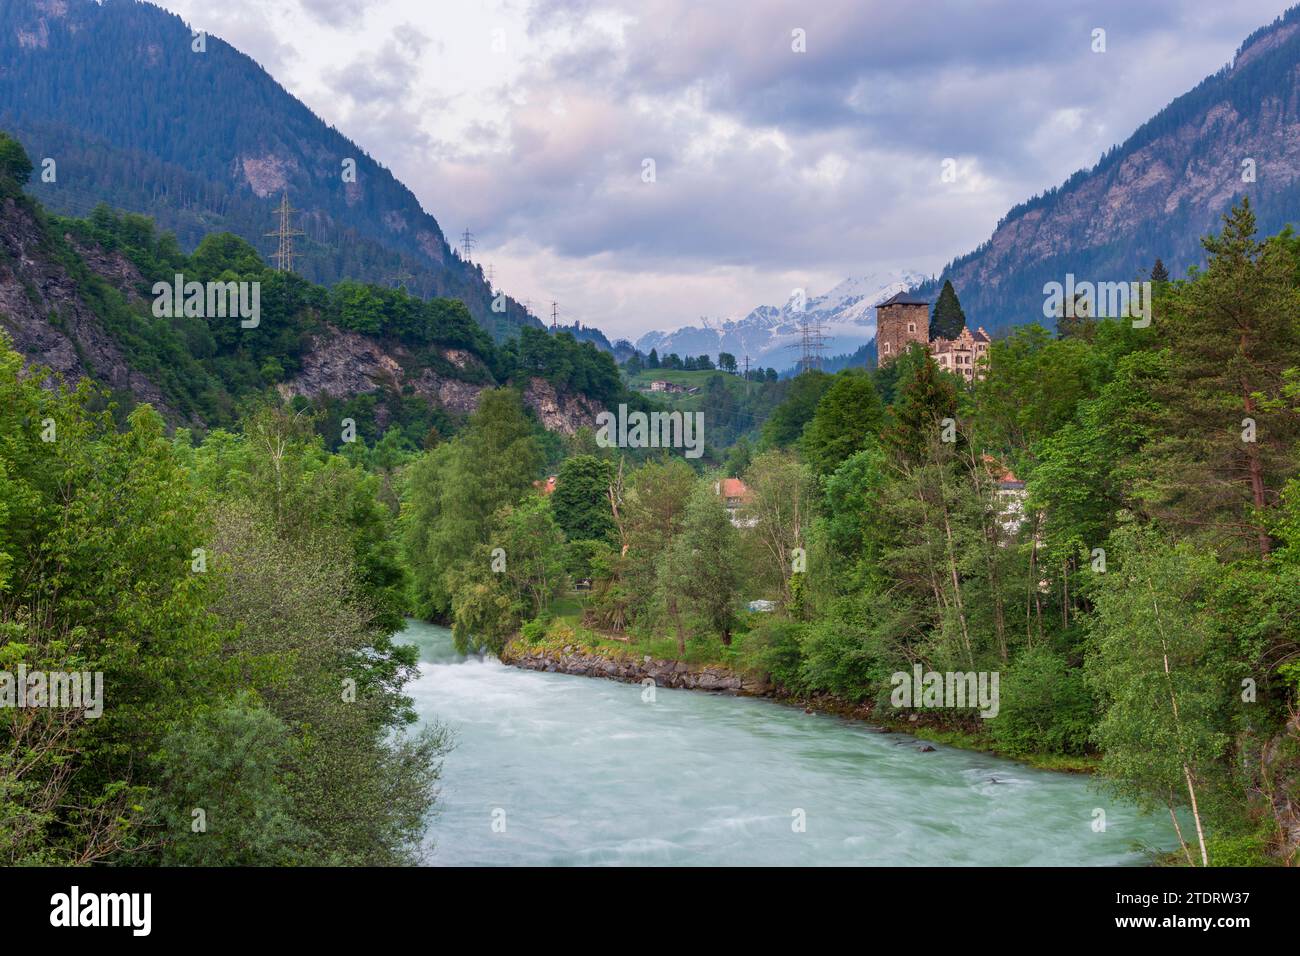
[0,0,539,340]
[0,135,618,445]
[917,8,1300,333]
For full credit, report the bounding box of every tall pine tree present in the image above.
[1141,197,1300,557]
[930,279,967,340]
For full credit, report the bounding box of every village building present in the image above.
[931,326,992,382]
[982,455,1026,535]
[875,291,992,381]
[714,477,758,528]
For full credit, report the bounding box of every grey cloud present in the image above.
[298,0,380,28]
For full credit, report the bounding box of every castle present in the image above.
[874,291,991,382]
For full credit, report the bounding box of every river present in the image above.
[399,620,1173,866]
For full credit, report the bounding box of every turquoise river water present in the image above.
[399,620,1174,866]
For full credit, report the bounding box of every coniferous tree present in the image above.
[929,279,967,340]
[1142,197,1300,557]
[881,350,959,465]
[1150,257,1170,283]
[800,372,885,477]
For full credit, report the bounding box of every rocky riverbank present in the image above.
[500,639,772,695]
[498,636,1098,772]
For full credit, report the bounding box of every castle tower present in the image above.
[874,291,930,366]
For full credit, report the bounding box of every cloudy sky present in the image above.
[153,0,1290,340]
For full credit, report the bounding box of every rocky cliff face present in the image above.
[277,325,605,433]
[0,195,178,418]
[521,377,603,436]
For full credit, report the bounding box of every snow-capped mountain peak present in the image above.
[635,270,928,369]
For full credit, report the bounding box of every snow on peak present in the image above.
[634,270,929,367]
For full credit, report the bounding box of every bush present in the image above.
[737,616,806,692]
[1203,831,1276,867]
[520,616,549,644]
[988,645,1096,756]
[797,617,887,701]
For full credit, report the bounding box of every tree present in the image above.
[1086,530,1236,866]
[880,351,958,465]
[800,371,885,477]
[402,389,544,618]
[624,458,697,629]
[929,279,966,340]
[449,496,568,652]
[760,370,832,447]
[0,132,33,187]
[745,450,814,607]
[647,348,660,369]
[662,481,741,649]
[718,351,737,373]
[1150,258,1170,283]
[1142,198,1300,558]
[0,338,225,863]
[551,455,616,543]
[151,697,308,866]
[191,232,266,279]
[723,436,753,478]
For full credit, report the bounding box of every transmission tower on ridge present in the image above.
[787,315,827,374]
[386,267,416,292]
[551,302,559,331]
[264,193,305,273]
[460,228,476,260]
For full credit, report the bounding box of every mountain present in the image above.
[636,271,927,370]
[0,168,616,442]
[921,7,1300,333]
[0,0,541,340]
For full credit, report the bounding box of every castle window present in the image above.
[882,342,891,354]
[907,323,916,333]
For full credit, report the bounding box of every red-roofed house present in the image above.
[715,477,757,527]
[982,455,1026,535]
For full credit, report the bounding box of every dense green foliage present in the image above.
[0,341,448,865]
